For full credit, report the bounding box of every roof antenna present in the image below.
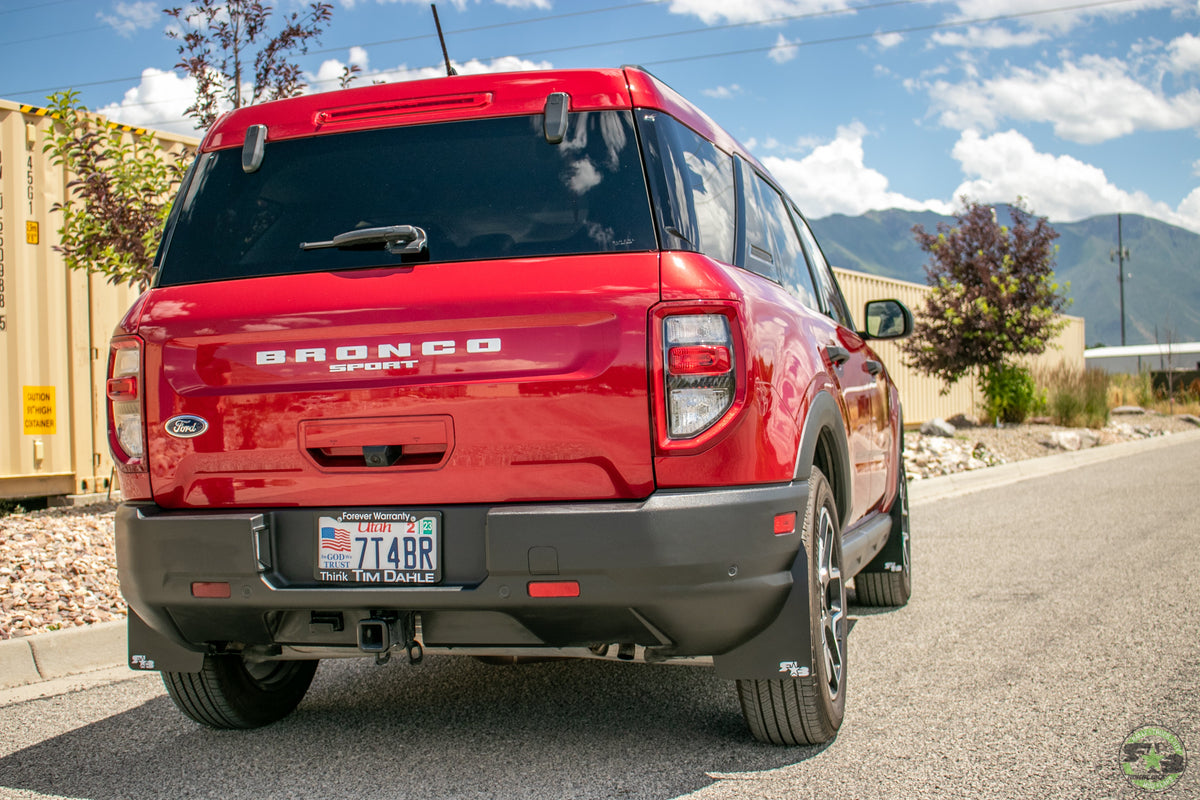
[431,4,457,76]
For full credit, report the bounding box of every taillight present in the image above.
[107,338,145,461]
[662,314,736,438]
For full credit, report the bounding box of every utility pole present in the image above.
[1110,213,1131,346]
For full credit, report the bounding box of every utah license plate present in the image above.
[316,511,441,584]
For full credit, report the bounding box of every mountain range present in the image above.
[811,209,1200,348]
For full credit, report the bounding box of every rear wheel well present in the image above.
[812,428,847,525]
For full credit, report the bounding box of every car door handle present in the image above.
[825,344,850,366]
[865,359,883,375]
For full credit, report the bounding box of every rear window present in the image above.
[156,111,657,286]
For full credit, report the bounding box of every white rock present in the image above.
[920,418,957,437]
[1044,431,1082,451]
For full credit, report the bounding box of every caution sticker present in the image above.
[23,386,56,435]
[26,221,39,245]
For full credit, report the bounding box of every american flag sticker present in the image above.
[319,524,352,553]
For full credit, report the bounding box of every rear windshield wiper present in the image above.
[300,225,427,255]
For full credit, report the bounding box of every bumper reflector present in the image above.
[191,581,231,599]
[527,580,580,598]
[774,512,797,535]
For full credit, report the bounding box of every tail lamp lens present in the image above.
[109,340,145,460]
[663,314,735,438]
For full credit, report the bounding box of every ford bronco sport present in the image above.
[109,66,913,745]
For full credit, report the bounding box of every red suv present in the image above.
[110,67,913,745]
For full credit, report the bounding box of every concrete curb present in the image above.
[2,428,1198,691]
[0,619,126,690]
[909,427,1200,506]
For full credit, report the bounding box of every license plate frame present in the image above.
[315,511,441,585]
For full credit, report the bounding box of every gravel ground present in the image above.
[0,502,124,640]
[2,409,1197,640]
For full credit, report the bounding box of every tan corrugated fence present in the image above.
[835,268,1085,427]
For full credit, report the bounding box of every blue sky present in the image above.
[2,0,1198,232]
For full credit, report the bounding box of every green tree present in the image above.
[166,0,335,129]
[43,90,191,290]
[903,199,1070,420]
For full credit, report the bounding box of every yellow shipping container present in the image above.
[0,98,197,501]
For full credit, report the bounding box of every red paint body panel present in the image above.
[132,254,660,508]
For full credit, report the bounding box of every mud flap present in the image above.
[127,609,205,673]
[712,545,813,681]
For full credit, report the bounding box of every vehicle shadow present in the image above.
[0,656,830,800]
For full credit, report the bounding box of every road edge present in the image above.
[0,619,126,691]
[909,427,1200,506]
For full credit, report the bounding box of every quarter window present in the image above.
[637,113,736,263]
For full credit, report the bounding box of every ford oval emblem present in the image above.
[164,415,209,438]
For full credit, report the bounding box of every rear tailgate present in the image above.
[136,254,659,508]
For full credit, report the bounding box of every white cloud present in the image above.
[667,0,852,25]
[1168,32,1200,73]
[948,0,1178,34]
[496,0,552,7]
[874,32,904,49]
[930,25,1048,49]
[948,128,1200,232]
[96,68,202,136]
[762,123,952,218]
[769,33,799,64]
[928,54,1200,143]
[97,1,159,37]
[703,84,742,99]
[361,55,553,85]
[103,51,551,136]
[761,124,1200,235]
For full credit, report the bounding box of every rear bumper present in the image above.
[116,483,808,663]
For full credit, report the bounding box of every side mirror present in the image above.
[863,299,913,340]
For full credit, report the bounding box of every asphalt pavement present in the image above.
[1,430,1197,799]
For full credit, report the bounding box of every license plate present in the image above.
[316,511,441,584]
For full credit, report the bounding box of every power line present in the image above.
[0,0,669,94]
[0,24,108,47]
[305,0,671,59]
[459,0,926,65]
[0,0,82,16]
[0,0,1147,103]
[642,0,1145,66]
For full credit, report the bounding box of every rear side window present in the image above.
[156,111,656,286]
[637,112,736,263]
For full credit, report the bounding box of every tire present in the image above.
[855,456,911,607]
[162,654,318,729]
[736,467,847,745]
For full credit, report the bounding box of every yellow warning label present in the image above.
[23,386,56,435]
[26,221,39,245]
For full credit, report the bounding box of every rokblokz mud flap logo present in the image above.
[1121,725,1188,792]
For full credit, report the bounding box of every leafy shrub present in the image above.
[980,363,1042,424]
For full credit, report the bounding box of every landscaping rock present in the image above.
[1042,429,1100,451]
[920,418,958,437]
[1112,405,1147,415]
[947,413,980,429]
